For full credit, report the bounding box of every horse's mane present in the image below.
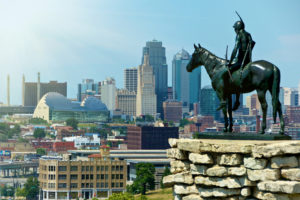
[200,47,227,64]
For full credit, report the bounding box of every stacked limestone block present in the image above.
[163,139,300,200]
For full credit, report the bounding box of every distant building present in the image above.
[163,100,182,123]
[136,54,157,117]
[127,126,178,149]
[101,77,116,111]
[63,135,101,149]
[167,87,173,100]
[52,141,76,153]
[200,85,220,121]
[33,92,109,123]
[77,79,99,101]
[56,129,85,140]
[142,40,168,117]
[286,106,300,123]
[39,147,127,199]
[172,49,201,111]
[116,89,136,116]
[124,68,138,92]
[22,73,67,107]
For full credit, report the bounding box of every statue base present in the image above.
[195,132,291,140]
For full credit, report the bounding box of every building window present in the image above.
[116,174,119,179]
[112,174,115,179]
[48,166,56,172]
[81,166,85,171]
[71,183,77,188]
[58,183,67,188]
[111,183,114,188]
[90,183,93,188]
[71,166,78,171]
[97,166,100,171]
[81,183,85,188]
[112,166,115,171]
[86,166,89,171]
[90,174,93,180]
[86,174,89,179]
[58,166,67,171]
[120,166,124,171]
[105,174,108,180]
[116,166,119,171]
[71,174,77,180]
[120,174,123,180]
[48,183,55,188]
[58,174,66,180]
[90,166,94,171]
[120,182,123,187]
[97,174,100,180]
[86,183,89,188]
[48,174,55,180]
[116,182,119,188]
[96,183,100,187]
[81,175,85,180]
[101,166,104,171]
[101,183,104,188]
[105,166,108,171]
[105,183,108,188]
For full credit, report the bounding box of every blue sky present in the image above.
[0,0,299,105]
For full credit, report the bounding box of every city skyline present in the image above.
[0,0,299,105]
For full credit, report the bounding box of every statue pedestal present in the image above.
[195,132,291,140]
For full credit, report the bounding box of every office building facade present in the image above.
[163,100,182,123]
[200,85,220,121]
[116,89,136,116]
[124,68,138,92]
[101,77,116,111]
[77,79,99,101]
[142,40,168,117]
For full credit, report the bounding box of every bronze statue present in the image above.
[186,44,285,134]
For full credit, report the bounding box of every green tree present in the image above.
[29,118,48,125]
[66,118,79,130]
[36,148,47,156]
[0,184,15,197]
[108,192,134,200]
[193,132,201,139]
[160,166,171,188]
[179,118,192,127]
[16,177,39,199]
[129,163,155,195]
[33,128,46,139]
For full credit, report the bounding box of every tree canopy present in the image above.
[33,128,46,139]
[66,118,79,130]
[16,177,39,199]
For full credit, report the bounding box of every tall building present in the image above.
[116,89,136,116]
[142,39,168,117]
[39,147,127,199]
[22,73,67,107]
[266,88,285,117]
[101,77,116,111]
[7,74,10,106]
[163,100,182,123]
[77,79,99,101]
[124,68,138,92]
[200,85,220,121]
[172,49,201,111]
[136,54,157,117]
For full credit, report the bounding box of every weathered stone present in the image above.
[182,194,203,200]
[174,184,198,195]
[163,172,194,187]
[253,189,299,200]
[258,181,300,194]
[241,187,251,197]
[190,164,207,175]
[238,177,256,187]
[195,176,253,188]
[167,148,188,160]
[206,165,228,177]
[217,154,242,166]
[228,166,247,176]
[247,169,280,181]
[189,153,213,164]
[197,187,240,197]
[171,160,191,174]
[281,169,300,181]
[244,157,267,169]
[252,141,300,158]
[271,156,298,168]
[177,139,212,153]
[169,138,178,148]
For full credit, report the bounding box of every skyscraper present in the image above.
[136,54,157,117]
[101,77,116,111]
[124,67,138,92]
[142,39,168,117]
[22,73,67,107]
[77,79,99,101]
[172,49,201,111]
[116,89,136,116]
[200,85,220,121]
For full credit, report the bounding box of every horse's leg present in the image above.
[232,93,240,111]
[216,90,228,132]
[277,100,285,135]
[257,90,267,134]
[228,95,233,132]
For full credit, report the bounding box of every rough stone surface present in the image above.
[189,153,213,164]
[258,181,300,194]
[228,166,247,176]
[217,154,242,166]
[244,157,267,169]
[174,184,198,195]
[252,141,300,158]
[206,165,228,177]
[163,172,193,187]
[171,160,191,174]
[271,156,298,168]
[281,169,300,181]
[247,169,280,181]
[197,187,240,197]
[241,187,251,197]
[182,194,203,200]
[195,176,254,188]
[169,138,178,148]
[254,189,290,200]
[167,148,188,160]
[190,164,207,175]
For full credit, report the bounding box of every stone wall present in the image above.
[163,138,300,200]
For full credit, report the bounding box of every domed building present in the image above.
[33,92,109,122]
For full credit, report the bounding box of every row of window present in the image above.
[41,173,124,181]
[41,165,125,172]
[44,182,124,189]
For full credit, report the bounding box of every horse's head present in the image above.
[186,44,204,72]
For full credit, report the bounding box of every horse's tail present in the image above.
[272,66,281,123]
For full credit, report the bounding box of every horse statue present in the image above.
[187,44,284,135]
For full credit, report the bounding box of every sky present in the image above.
[0,0,299,105]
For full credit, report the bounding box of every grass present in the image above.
[135,187,173,200]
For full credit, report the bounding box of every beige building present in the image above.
[136,54,157,117]
[116,89,136,116]
[39,147,127,200]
